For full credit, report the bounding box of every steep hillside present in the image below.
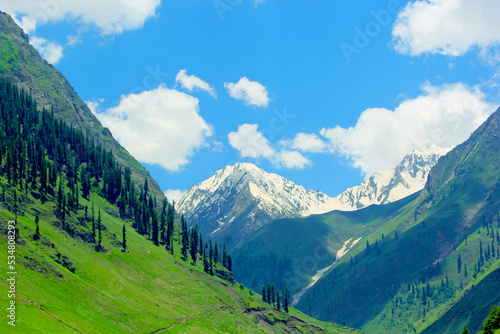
[0,79,352,333]
[0,11,165,202]
[421,266,500,334]
[178,146,448,250]
[300,106,500,331]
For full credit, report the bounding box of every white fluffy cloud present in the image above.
[275,150,311,169]
[92,85,213,172]
[228,124,274,159]
[224,77,270,108]
[320,82,494,176]
[228,124,310,169]
[282,133,327,153]
[3,0,160,35]
[164,189,187,203]
[392,0,500,61]
[175,69,216,98]
[30,36,63,64]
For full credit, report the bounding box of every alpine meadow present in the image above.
[1,1,500,334]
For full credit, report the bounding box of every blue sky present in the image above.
[4,0,500,201]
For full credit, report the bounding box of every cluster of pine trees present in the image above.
[462,305,500,334]
[261,283,290,313]
[470,215,500,277]
[0,78,234,276]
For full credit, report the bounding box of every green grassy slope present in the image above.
[0,11,165,202]
[0,179,353,333]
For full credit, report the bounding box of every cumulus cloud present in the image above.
[281,133,327,153]
[228,124,274,159]
[2,0,160,35]
[164,189,187,203]
[228,124,310,169]
[392,0,500,61]
[175,69,216,98]
[275,150,311,169]
[30,36,63,64]
[92,85,213,172]
[320,82,494,176]
[224,77,270,108]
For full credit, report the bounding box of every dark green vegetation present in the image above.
[234,107,500,333]
[421,269,500,334]
[0,11,164,202]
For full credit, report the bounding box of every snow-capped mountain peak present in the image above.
[177,145,451,249]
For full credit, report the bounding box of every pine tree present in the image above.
[122,224,127,251]
[35,213,40,236]
[98,208,102,247]
[262,286,267,303]
[482,305,500,334]
[227,254,232,272]
[214,241,219,264]
[461,326,469,334]
[190,231,197,264]
[464,263,468,277]
[92,201,96,243]
[457,253,462,273]
[276,290,281,310]
[166,203,175,252]
[152,210,159,246]
[283,287,290,313]
[160,200,167,244]
[222,242,228,268]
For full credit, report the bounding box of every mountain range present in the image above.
[177,145,451,249]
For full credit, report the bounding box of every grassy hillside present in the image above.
[0,11,165,202]
[0,184,351,333]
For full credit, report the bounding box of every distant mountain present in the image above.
[332,145,452,210]
[177,146,450,249]
[176,162,336,248]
